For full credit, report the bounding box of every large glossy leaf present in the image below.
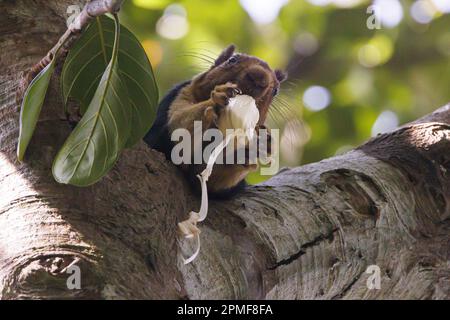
[53,16,131,186]
[61,15,158,148]
[17,59,57,161]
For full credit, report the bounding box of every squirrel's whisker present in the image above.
[273,98,296,119]
[268,107,285,129]
[271,102,290,125]
[176,54,215,66]
[180,51,216,63]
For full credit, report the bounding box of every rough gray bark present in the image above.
[0,0,449,299]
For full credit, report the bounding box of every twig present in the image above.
[18,0,125,100]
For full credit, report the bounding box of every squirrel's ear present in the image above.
[275,69,288,83]
[214,44,236,67]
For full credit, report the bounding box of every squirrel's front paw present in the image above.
[211,82,241,109]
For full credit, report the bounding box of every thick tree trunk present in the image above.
[0,0,448,299]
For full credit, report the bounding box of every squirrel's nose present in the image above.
[247,69,269,88]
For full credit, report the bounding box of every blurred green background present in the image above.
[120,0,450,183]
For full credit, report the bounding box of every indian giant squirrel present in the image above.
[144,45,287,198]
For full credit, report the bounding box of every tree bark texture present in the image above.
[0,0,449,299]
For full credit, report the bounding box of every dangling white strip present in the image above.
[179,95,260,265]
[179,134,234,264]
[182,233,201,265]
[198,133,234,221]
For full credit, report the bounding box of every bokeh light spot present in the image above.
[358,35,393,68]
[410,0,437,24]
[307,0,332,6]
[239,0,289,25]
[307,0,367,8]
[332,0,365,8]
[141,39,163,67]
[303,86,331,111]
[336,67,373,104]
[371,110,399,136]
[358,44,381,68]
[133,0,170,10]
[431,0,450,13]
[373,0,404,28]
[156,4,189,40]
[294,32,319,56]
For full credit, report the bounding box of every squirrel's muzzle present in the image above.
[240,66,271,99]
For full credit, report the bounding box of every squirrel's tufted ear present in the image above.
[214,44,236,67]
[275,69,288,83]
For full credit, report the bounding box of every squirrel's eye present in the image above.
[272,87,279,96]
[228,56,238,64]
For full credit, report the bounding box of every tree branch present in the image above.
[181,105,448,299]
[0,0,449,299]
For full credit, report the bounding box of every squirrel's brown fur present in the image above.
[145,45,287,196]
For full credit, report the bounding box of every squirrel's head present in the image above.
[191,45,287,125]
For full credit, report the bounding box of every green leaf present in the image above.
[53,15,131,186]
[61,15,158,148]
[17,59,57,161]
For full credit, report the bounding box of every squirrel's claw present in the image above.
[211,82,241,108]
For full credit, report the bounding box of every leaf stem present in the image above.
[19,0,125,101]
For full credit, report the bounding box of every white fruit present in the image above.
[218,95,260,140]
